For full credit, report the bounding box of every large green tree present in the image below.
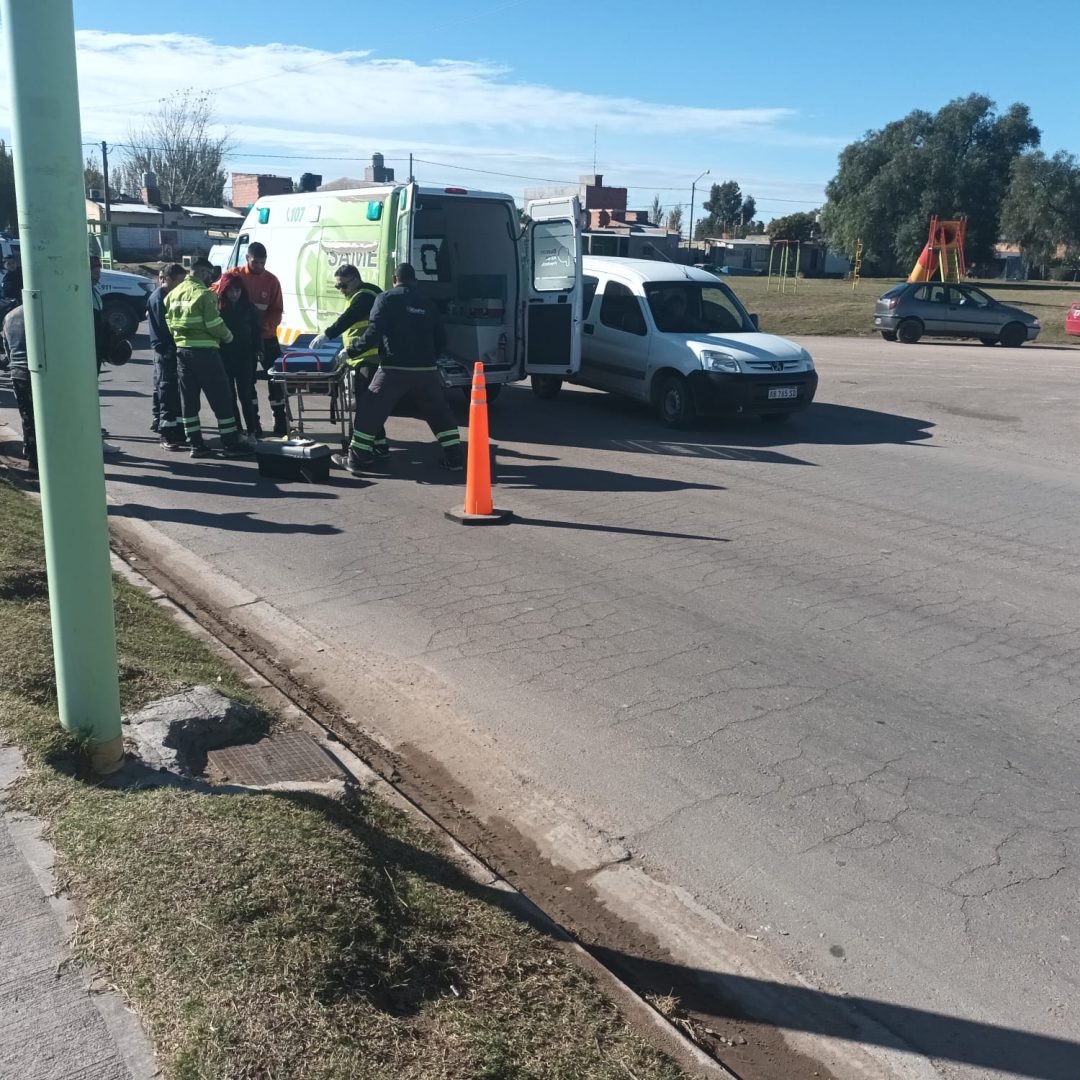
[821,95,1039,275]
[696,180,743,239]
[767,211,818,243]
[999,150,1080,275]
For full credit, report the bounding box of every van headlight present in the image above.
[801,350,815,371]
[700,350,740,373]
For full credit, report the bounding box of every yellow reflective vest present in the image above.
[165,277,233,349]
[326,282,381,367]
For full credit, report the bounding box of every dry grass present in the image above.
[0,477,685,1080]
[729,276,1080,346]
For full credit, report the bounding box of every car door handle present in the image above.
[584,324,594,334]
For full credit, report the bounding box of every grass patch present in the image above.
[728,275,1079,346]
[0,477,685,1080]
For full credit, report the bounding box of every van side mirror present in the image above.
[750,313,759,329]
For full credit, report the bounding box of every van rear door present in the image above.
[522,196,582,378]
[393,182,416,269]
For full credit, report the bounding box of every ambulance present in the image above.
[225,184,583,397]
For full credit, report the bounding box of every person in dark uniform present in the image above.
[309,264,387,455]
[147,263,187,448]
[331,263,462,476]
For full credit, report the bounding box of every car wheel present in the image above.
[656,373,696,428]
[896,318,923,344]
[979,336,999,346]
[101,298,139,339]
[761,412,793,424]
[530,375,562,400]
[880,330,897,342]
[999,322,1026,348]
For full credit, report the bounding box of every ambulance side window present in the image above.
[232,235,249,269]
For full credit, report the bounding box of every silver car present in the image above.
[873,282,1040,346]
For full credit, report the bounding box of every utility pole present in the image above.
[100,140,112,267]
[689,169,709,261]
[1,0,124,773]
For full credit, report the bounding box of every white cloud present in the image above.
[0,31,841,206]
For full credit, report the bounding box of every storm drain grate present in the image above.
[207,730,346,786]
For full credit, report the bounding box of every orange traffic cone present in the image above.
[446,363,512,525]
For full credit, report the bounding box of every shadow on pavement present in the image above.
[495,459,726,494]
[108,503,343,535]
[106,466,339,501]
[91,766,1076,1080]
[493,387,934,458]
[590,947,1080,1080]
[514,516,729,543]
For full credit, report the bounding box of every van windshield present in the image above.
[645,282,754,334]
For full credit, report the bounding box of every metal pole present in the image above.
[688,169,708,262]
[100,140,111,267]
[1,0,124,773]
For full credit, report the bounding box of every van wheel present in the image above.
[656,374,696,428]
[101,297,139,339]
[530,375,563,400]
[896,318,923,344]
[979,336,999,346]
[880,330,897,342]
[999,322,1026,348]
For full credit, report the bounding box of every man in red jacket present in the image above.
[236,241,286,435]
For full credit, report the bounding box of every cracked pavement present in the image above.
[8,333,1079,1078]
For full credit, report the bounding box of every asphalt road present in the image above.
[6,334,1080,1078]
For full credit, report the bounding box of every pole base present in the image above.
[88,736,126,776]
[445,507,513,526]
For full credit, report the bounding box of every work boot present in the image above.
[188,440,213,459]
[331,449,376,477]
[221,437,253,459]
[272,411,289,438]
[150,418,160,433]
[440,447,464,471]
[160,438,190,452]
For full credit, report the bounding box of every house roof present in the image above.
[182,206,243,220]
[87,200,162,216]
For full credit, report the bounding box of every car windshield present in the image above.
[645,282,754,333]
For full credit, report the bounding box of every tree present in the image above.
[666,203,684,238]
[1000,151,1080,275]
[84,154,104,197]
[0,141,15,232]
[116,90,233,206]
[697,180,744,238]
[821,94,1039,275]
[650,193,665,228]
[768,211,819,243]
[739,196,756,229]
[297,173,322,193]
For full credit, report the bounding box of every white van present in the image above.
[531,257,818,426]
[226,185,583,396]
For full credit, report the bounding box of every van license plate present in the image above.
[768,387,798,400]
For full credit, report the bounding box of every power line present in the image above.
[86,142,822,206]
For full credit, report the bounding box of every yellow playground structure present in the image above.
[908,217,967,282]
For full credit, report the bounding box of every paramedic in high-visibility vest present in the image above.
[165,257,252,460]
[308,264,388,456]
[331,263,463,476]
[236,241,287,436]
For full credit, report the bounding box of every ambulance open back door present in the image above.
[522,196,582,380]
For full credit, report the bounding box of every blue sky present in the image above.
[4,1,1073,228]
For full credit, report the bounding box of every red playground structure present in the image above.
[908,217,967,282]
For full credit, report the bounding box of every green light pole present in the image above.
[1,0,124,772]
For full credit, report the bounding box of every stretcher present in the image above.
[267,348,352,447]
